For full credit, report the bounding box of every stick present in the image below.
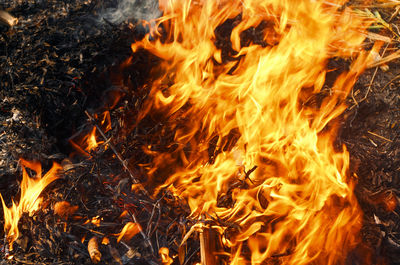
[84,110,149,196]
[129,210,155,254]
[0,10,18,27]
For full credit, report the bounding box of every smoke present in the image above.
[98,0,161,24]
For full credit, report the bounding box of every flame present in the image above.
[71,110,113,156]
[86,127,99,151]
[115,222,142,242]
[102,237,110,245]
[129,0,378,263]
[100,111,112,133]
[83,216,102,227]
[159,247,173,265]
[70,126,105,156]
[0,159,61,250]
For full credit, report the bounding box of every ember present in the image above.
[0,159,61,251]
[1,0,400,264]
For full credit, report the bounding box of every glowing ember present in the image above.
[83,215,102,227]
[53,201,78,220]
[130,0,376,263]
[0,159,61,251]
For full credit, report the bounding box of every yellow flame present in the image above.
[86,127,101,152]
[0,159,61,250]
[130,0,376,263]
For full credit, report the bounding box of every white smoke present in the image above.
[99,0,161,24]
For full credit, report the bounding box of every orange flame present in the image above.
[130,0,376,264]
[69,111,112,157]
[116,222,141,243]
[100,111,112,133]
[87,127,98,151]
[86,127,103,152]
[70,126,105,157]
[159,247,173,265]
[0,159,61,250]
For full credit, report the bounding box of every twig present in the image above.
[129,210,155,254]
[389,5,400,22]
[205,212,241,231]
[364,43,389,100]
[147,193,167,237]
[72,224,105,236]
[182,246,201,265]
[146,202,159,236]
[351,43,389,109]
[351,2,400,8]
[84,110,149,196]
[0,10,18,27]
[12,257,35,264]
[360,65,379,103]
[244,165,257,184]
[365,32,392,43]
[149,204,162,237]
[382,74,400,91]
[367,131,393,142]
[368,49,400,69]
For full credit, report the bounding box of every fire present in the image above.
[115,222,142,243]
[86,127,100,152]
[100,111,112,133]
[69,111,112,156]
[0,159,61,251]
[130,0,376,264]
[70,126,105,156]
[159,247,173,265]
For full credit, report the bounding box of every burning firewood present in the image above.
[87,236,102,264]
